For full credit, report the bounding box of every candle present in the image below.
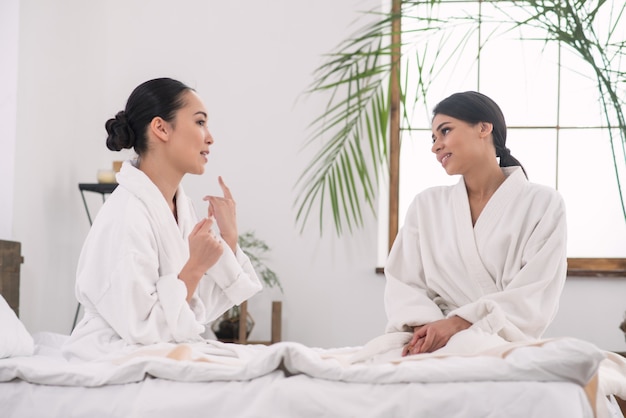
[97,169,117,184]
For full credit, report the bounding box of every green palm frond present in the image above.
[294,11,395,236]
[297,0,626,236]
[501,0,626,218]
[294,3,450,236]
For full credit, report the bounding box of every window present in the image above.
[377,0,626,267]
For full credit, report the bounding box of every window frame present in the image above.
[381,0,626,276]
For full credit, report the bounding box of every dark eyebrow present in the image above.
[432,121,450,140]
[194,111,208,118]
[435,121,450,132]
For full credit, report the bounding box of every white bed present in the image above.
[1,373,593,418]
[2,330,623,418]
[1,294,625,418]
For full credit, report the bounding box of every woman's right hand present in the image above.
[188,217,223,271]
[179,217,223,301]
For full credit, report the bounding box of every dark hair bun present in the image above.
[105,111,136,151]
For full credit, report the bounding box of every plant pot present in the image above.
[212,309,255,342]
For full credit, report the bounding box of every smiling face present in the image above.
[431,114,492,176]
[165,90,214,176]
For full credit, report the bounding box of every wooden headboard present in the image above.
[0,240,23,317]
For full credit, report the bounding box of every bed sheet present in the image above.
[0,330,619,418]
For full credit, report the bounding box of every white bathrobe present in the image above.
[385,167,567,342]
[63,161,262,361]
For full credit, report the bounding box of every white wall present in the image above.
[13,0,386,349]
[545,277,626,350]
[0,0,19,240]
[11,0,626,352]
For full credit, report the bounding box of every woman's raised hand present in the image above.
[188,217,223,269]
[203,176,238,253]
[179,217,223,301]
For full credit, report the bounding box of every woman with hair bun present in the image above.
[63,78,262,361]
[384,91,567,356]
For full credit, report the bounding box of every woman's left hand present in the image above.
[402,316,472,356]
[203,176,238,253]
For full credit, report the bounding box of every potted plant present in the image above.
[212,231,282,342]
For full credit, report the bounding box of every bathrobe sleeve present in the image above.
[193,245,263,323]
[177,193,262,325]
[449,193,568,341]
[384,197,446,333]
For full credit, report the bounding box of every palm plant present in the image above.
[295,0,626,237]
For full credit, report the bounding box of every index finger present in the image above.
[218,176,233,199]
[413,336,427,354]
[191,217,210,235]
[417,329,435,354]
[402,344,411,357]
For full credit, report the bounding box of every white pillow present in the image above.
[0,294,34,358]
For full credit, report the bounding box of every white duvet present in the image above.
[2,328,625,418]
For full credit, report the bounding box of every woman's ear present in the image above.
[149,117,170,143]
[478,122,493,138]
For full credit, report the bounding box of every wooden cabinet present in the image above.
[0,240,23,317]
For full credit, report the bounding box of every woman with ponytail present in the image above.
[63,78,262,361]
[384,91,567,356]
